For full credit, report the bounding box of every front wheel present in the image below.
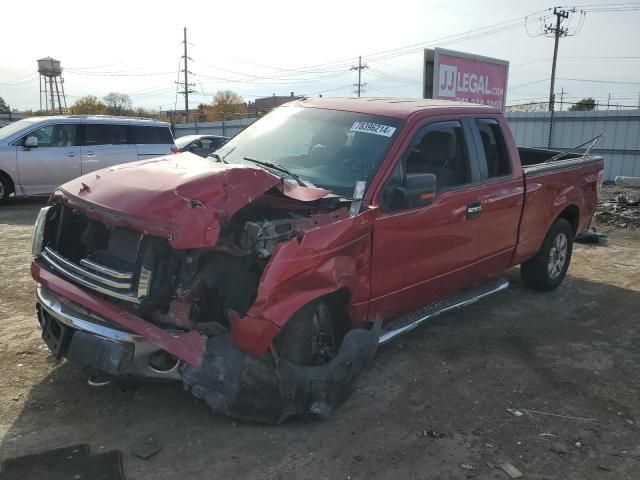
[0,175,11,204]
[521,217,574,292]
[275,300,338,366]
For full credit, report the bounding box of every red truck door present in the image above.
[369,119,485,321]
[470,117,524,277]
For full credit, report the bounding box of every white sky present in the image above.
[1,0,639,111]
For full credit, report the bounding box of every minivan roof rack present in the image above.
[66,114,159,121]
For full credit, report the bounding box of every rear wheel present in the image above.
[521,218,573,292]
[276,300,338,366]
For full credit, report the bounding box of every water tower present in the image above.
[38,57,67,114]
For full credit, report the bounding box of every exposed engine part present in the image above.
[239,217,313,258]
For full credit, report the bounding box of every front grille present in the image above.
[41,246,151,304]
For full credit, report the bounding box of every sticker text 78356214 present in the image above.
[350,121,396,137]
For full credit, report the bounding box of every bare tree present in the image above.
[103,92,132,116]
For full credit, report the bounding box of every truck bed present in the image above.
[519,147,602,174]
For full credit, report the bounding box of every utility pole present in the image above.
[351,56,368,97]
[177,27,196,123]
[559,87,564,111]
[544,7,575,112]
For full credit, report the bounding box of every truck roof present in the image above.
[289,97,500,120]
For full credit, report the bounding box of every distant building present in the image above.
[247,92,302,116]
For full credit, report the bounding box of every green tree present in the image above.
[0,97,10,113]
[210,90,246,121]
[103,92,132,115]
[568,98,596,111]
[70,95,107,114]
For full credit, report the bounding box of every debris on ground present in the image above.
[575,227,608,244]
[550,442,569,454]
[615,176,640,188]
[596,185,640,229]
[521,408,597,422]
[424,428,446,439]
[0,444,124,480]
[499,462,524,478]
[129,435,162,459]
[506,408,525,417]
[460,463,474,470]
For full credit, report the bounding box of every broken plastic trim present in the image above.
[181,319,381,424]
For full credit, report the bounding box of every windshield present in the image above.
[0,119,33,142]
[216,106,402,197]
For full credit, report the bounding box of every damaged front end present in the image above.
[31,154,379,422]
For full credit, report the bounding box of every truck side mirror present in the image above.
[24,136,39,148]
[392,173,437,209]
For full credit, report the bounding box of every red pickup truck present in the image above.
[31,98,603,423]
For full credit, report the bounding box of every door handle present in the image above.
[84,151,96,157]
[466,202,482,220]
[65,152,77,158]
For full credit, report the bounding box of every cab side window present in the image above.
[405,122,471,189]
[83,124,128,146]
[476,119,511,178]
[23,124,77,147]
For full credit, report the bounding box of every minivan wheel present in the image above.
[275,300,337,367]
[521,217,574,292]
[0,175,10,204]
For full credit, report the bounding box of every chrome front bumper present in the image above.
[36,285,181,380]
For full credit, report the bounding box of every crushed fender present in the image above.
[181,319,381,424]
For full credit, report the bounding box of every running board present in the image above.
[378,278,509,345]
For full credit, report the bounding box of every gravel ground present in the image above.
[1,196,639,479]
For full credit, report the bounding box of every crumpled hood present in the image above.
[56,153,329,249]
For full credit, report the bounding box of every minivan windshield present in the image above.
[217,106,402,197]
[0,119,34,142]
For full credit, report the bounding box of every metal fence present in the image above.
[171,111,640,181]
[173,117,256,139]
[506,110,640,181]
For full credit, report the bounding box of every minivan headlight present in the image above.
[31,206,51,256]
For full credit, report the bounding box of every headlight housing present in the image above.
[31,206,51,256]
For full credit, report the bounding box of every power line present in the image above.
[557,77,640,85]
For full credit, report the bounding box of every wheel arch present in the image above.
[557,204,580,236]
[0,169,16,195]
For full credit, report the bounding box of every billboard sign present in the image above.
[423,48,509,110]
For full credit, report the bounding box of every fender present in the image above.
[231,208,378,356]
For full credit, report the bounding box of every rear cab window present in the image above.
[475,119,511,179]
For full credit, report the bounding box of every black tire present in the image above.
[521,217,574,292]
[0,174,11,204]
[275,299,338,366]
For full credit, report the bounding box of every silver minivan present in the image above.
[0,115,177,202]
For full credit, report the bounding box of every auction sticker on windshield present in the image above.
[350,121,396,137]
